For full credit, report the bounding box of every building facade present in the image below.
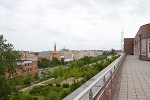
[124,38,134,55]
[134,24,150,60]
[124,23,150,60]
[6,51,38,77]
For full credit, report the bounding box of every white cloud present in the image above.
[1,0,150,51]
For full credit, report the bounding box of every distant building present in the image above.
[61,47,69,52]
[38,51,51,60]
[6,51,38,77]
[124,23,150,60]
[50,43,60,61]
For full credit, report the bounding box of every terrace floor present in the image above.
[117,55,150,100]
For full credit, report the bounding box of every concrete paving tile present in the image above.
[146,96,150,100]
[118,97,127,100]
[117,55,150,100]
[137,95,146,100]
[128,95,137,99]
[127,98,137,100]
[145,93,150,97]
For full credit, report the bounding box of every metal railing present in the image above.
[73,53,126,100]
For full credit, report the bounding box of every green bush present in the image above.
[48,83,53,87]
[33,97,38,100]
[60,89,71,99]
[56,83,61,87]
[63,83,69,88]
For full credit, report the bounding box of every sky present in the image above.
[1,0,150,52]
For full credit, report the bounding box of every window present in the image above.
[149,43,150,52]
[141,39,146,55]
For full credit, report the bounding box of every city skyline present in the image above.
[1,0,150,51]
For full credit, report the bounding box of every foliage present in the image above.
[110,48,115,55]
[60,89,70,100]
[23,73,32,86]
[33,72,40,80]
[34,52,39,56]
[38,58,52,68]
[38,57,63,68]
[63,83,69,88]
[48,83,53,87]
[0,35,22,100]
[60,57,65,65]
[56,83,61,87]
[27,51,120,100]
[45,91,59,100]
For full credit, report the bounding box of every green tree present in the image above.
[52,57,60,65]
[110,48,115,55]
[33,72,40,80]
[0,35,22,100]
[61,57,65,65]
[23,73,32,85]
[58,66,64,78]
[64,70,70,83]
[53,68,59,83]
[34,52,39,56]
[45,91,59,100]
[70,67,81,81]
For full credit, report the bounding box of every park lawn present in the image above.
[44,77,64,84]
[22,90,45,100]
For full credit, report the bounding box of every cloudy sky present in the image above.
[1,0,150,52]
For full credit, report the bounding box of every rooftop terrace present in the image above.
[117,55,150,100]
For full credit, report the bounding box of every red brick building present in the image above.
[6,51,38,77]
[124,23,150,60]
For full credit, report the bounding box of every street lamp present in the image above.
[139,34,141,60]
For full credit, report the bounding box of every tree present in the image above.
[34,52,39,56]
[70,67,81,81]
[61,57,65,65]
[53,68,59,83]
[33,72,40,80]
[57,66,64,78]
[0,35,22,100]
[110,48,115,55]
[52,57,60,65]
[23,73,32,85]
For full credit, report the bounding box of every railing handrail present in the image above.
[73,53,125,100]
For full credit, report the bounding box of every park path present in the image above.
[20,78,54,91]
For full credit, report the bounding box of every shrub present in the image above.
[33,97,38,100]
[63,83,69,88]
[60,89,71,99]
[48,83,53,87]
[56,83,61,87]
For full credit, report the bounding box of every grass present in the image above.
[44,77,64,84]
[22,90,30,95]
[22,90,45,100]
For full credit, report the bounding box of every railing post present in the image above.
[89,89,93,100]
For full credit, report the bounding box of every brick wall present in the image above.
[124,38,134,54]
